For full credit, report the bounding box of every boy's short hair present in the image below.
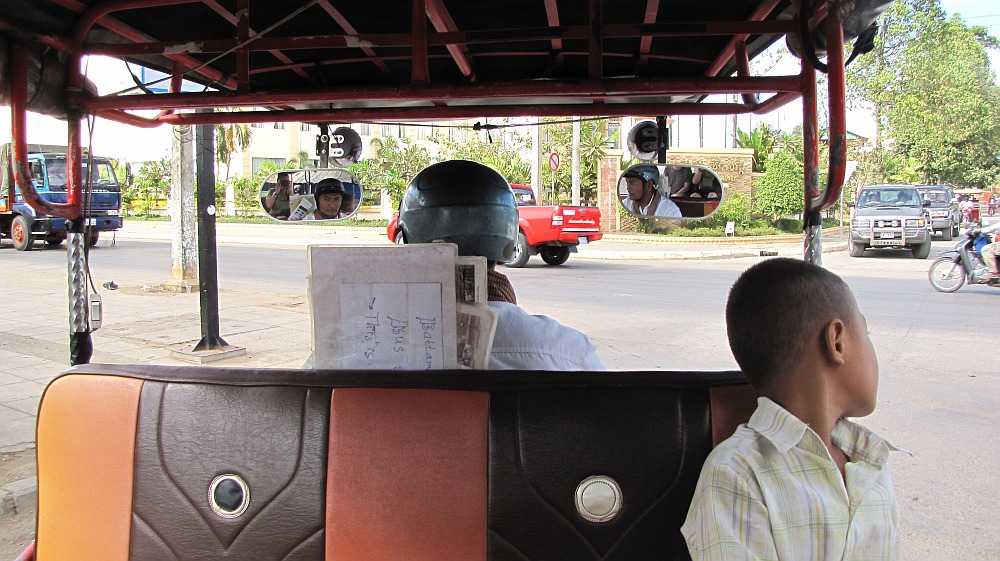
[726,258,855,388]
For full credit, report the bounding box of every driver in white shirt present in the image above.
[397,160,606,370]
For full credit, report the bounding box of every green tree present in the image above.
[215,119,251,181]
[349,137,431,207]
[540,119,613,204]
[436,131,532,185]
[735,124,776,172]
[847,0,1000,186]
[285,150,316,169]
[125,157,170,216]
[754,150,804,220]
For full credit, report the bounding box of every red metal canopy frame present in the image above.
[2,0,865,364]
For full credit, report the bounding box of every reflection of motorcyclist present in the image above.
[978,221,1000,281]
[399,160,606,370]
[621,165,681,218]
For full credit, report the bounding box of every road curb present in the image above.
[0,476,36,516]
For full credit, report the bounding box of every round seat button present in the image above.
[575,475,622,523]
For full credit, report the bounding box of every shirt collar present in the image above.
[748,397,898,467]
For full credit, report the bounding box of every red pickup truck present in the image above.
[386,183,602,267]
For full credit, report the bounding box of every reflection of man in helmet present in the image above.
[621,166,682,218]
[399,160,605,370]
[306,178,353,220]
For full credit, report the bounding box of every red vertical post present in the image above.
[801,51,821,264]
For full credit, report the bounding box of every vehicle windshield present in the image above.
[857,188,922,208]
[917,189,949,204]
[45,159,121,192]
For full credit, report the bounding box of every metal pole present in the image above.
[66,114,92,364]
[192,118,228,351]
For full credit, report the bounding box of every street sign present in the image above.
[548,152,560,172]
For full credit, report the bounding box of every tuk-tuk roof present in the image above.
[0,0,892,123]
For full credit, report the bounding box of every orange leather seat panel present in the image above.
[327,388,489,561]
[35,374,143,561]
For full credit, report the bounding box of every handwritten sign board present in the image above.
[308,245,458,370]
[339,282,444,369]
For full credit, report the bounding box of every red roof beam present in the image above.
[79,74,801,112]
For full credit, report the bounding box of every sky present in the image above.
[2,1,999,160]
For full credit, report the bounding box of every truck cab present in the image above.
[1,145,124,250]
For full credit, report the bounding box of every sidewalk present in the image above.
[0,221,846,519]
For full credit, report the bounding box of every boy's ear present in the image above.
[821,319,848,366]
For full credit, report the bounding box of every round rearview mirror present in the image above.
[617,163,724,220]
[259,168,364,222]
[626,120,660,162]
[330,127,363,167]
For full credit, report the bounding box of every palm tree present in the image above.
[735,125,776,173]
[215,119,252,180]
[285,150,316,169]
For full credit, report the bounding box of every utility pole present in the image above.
[531,121,541,200]
[169,124,197,292]
[571,119,581,205]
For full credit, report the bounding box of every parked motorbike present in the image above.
[927,229,998,292]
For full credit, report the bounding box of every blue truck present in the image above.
[1,143,125,250]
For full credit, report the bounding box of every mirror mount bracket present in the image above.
[317,123,331,168]
[655,116,670,164]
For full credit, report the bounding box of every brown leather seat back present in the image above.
[34,365,755,561]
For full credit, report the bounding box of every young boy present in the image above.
[682,258,902,560]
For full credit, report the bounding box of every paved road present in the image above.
[1,230,998,559]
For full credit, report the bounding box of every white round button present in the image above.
[575,475,622,523]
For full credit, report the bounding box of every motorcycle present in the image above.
[927,229,999,292]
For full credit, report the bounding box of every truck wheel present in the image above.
[394,230,405,244]
[911,241,931,259]
[11,215,34,251]
[539,246,570,266]
[87,231,100,248]
[504,232,530,268]
[847,241,865,257]
[952,221,960,238]
[941,224,953,241]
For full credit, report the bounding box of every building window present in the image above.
[355,123,370,135]
[381,125,393,138]
[274,122,286,130]
[398,125,407,138]
[300,123,312,132]
[251,123,266,128]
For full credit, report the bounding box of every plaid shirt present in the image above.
[682,397,902,561]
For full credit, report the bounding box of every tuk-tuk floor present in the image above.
[0,449,36,559]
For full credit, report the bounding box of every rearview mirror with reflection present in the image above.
[617,163,725,220]
[259,168,364,222]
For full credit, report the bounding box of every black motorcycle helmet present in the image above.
[398,160,518,262]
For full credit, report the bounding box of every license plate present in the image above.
[878,232,896,239]
[85,218,98,226]
[578,236,589,244]
[872,239,904,246]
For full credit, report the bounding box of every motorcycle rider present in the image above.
[978,220,1000,282]
[398,159,606,370]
